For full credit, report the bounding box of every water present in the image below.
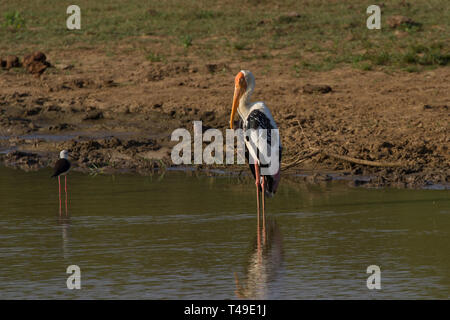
[0,167,449,299]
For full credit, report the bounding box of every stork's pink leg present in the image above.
[261,178,266,245]
[58,176,61,216]
[65,176,68,215]
[261,178,266,220]
[255,161,261,218]
[257,193,261,253]
[256,185,260,216]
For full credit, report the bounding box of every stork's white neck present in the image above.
[238,87,253,120]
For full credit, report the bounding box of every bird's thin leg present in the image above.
[257,195,261,254]
[255,160,261,218]
[255,160,262,251]
[261,178,266,245]
[65,176,68,216]
[58,176,61,216]
[261,178,266,220]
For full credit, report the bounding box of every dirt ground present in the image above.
[0,49,449,188]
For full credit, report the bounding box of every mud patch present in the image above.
[0,49,448,189]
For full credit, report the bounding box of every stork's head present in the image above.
[60,150,69,159]
[230,70,255,129]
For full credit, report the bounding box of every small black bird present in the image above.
[52,150,70,215]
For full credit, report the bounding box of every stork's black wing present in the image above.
[240,110,282,182]
[245,110,275,149]
[244,110,282,165]
[51,159,70,177]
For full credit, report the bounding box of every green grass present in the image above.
[0,0,448,72]
[145,52,163,62]
[3,11,26,29]
[180,34,193,48]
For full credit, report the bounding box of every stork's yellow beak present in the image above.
[230,85,241,129]
[230,72,246,129]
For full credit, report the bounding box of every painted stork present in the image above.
[229,70,282,219]
[51,150,71,215]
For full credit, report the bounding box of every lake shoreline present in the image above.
[1,54,448,189]
[0,156,448,190]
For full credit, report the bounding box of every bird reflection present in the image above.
[57,215,71,259]
[234,215,283,299]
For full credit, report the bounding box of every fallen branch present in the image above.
[321,151,404,167]
[281,150,320,171]
[281,123,405,170]
[281,148,405,170]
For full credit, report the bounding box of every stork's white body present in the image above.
[239,101,281,168]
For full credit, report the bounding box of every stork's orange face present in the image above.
[230,72,247,129]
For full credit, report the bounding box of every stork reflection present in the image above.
[234,215,283,299]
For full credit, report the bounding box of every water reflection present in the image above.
[57,215,71,260]
[0,167,448,299]
[234,215,283,299]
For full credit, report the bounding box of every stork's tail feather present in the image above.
[265,170,281,197]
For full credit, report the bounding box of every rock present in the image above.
[278,12,301,23]
[386,16,421,29]
[104,137,122,148]
[350,178,370,187]
[416,145,431,155]
[22,51,50,76]
[5,55,20,69]
[205,63,228,74]
[147,9,159,16]
[33,51,47,62]
[303,84,332,94]
[72,79,88,88]
[54,63,74,70]
[32,98,47,105]
[26,61,49,75]
[394,30,409,38]
[200,111,215,122]
[28,122,39,130]
[423,104,448,111]
[103,79,117,87]
[48,123,72,131]
[23,51,47,66]
[83,110,104,121]
[24,106,42,116]
[285,11,301,18]
[4,151,41,171]
[284,114,296,120]
[45,105,62,112]
[345,34,355,41]
[380,141,394,149]
[307,173,332,183]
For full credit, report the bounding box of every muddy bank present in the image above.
[0,51,449,188]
